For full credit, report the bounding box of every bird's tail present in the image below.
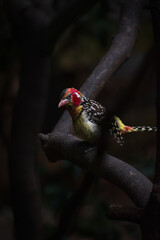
[110,116,125,146]
[131,126,157,132]
[110,116,156,146]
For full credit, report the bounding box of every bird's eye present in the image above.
[60,88,67,99]
[66,94,72,100]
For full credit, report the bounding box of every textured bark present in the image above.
[107,205,143,223]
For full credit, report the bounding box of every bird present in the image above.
[58,87,157,145]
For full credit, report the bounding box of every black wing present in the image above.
[82,98,106,124]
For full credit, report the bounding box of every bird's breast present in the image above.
[73,111,100,143]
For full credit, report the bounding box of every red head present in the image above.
[58,88,82,108]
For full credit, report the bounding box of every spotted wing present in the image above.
[82,98,106,124]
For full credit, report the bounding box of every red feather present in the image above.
[65,88,80,95]
[72,93,81,106]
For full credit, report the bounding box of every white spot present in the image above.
[74,92,81,98]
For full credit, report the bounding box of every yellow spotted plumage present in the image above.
[73,108,101,144]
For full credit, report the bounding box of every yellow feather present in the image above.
[73,111,100,144]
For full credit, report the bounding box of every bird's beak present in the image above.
[58,99,69,108]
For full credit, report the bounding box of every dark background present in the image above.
[0,0,156,239]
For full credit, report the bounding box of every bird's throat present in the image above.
[67,105,83,121]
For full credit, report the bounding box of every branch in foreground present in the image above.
[39,133,152,208]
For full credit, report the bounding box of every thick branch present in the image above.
[39,133,152,208]
[107,205,143,223]
[54,0,147,134]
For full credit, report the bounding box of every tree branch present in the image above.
[107,205,143,223]
[39,133,152,208]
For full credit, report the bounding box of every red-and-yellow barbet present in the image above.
[58,88,157,145]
